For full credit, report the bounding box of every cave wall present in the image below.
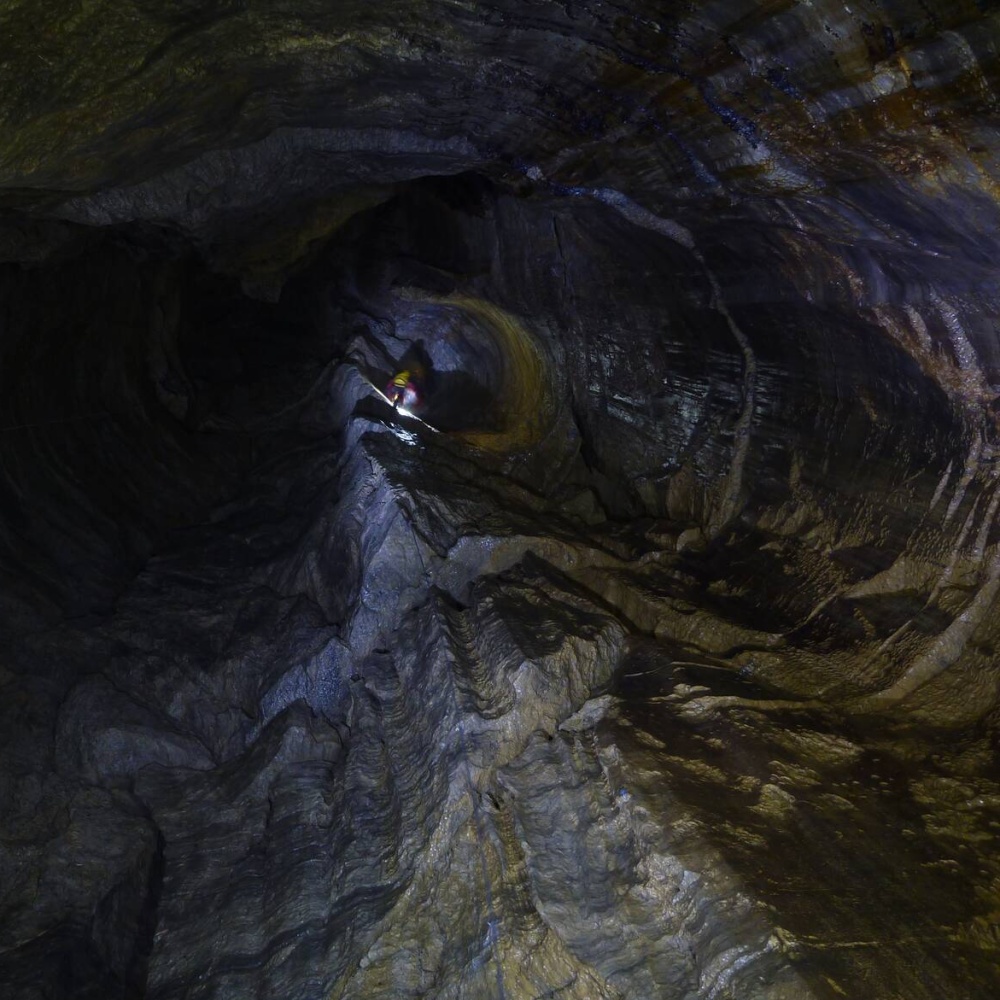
[3,2,1000,999]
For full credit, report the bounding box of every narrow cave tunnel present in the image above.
[3,3,1000,999]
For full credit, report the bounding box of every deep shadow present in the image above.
[420,368,498,432]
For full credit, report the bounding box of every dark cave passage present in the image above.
[4,4,1000,999]
[4,170,995,999]
[1,172,970,630]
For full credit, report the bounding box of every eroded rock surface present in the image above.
[3,2,1000,999]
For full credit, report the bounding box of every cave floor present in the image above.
[612,659,1000,999]
[6,379,999,999]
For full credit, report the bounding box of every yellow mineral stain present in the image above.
[441,295,557,456]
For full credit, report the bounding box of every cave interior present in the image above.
[2,2,1000,998]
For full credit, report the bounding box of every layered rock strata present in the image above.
[2,2,1000,999]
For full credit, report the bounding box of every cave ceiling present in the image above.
[3,2,1000,999]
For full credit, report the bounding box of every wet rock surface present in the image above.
[3,2,1000,998]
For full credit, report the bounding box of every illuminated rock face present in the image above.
[2,3,1000,998]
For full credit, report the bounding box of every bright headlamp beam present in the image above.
[364,378,436,431]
